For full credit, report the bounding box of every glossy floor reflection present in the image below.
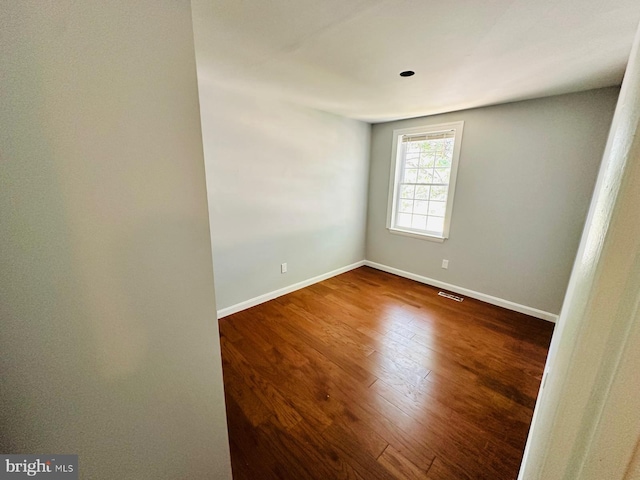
[219,267,554,479]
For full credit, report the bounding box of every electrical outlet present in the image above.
[442,259,449,269]
[281,263,287,274]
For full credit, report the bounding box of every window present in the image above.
[386,122,464,241]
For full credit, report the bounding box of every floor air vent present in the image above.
[438,291,464,302]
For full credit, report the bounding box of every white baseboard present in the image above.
[364,260,558,323]
[216,260,366,319]
[216,259,558,323]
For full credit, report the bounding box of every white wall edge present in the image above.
[364,260,558,323]
[216,260,366,319]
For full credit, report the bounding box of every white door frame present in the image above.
[518,21,640,480]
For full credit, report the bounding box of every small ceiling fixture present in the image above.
[399,70,415,77]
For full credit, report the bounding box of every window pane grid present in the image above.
[399,182,448,186]
[395,134,455,236]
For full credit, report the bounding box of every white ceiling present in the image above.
[192,0,640,123]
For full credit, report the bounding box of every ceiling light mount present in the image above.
[399,70,415,77]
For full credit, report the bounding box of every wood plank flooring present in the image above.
[219,267,554,480]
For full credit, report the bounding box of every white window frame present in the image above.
[386,121,464,242]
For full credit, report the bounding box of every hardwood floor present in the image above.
[219,267,554,480]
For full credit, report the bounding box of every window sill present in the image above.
[387,228,446,243]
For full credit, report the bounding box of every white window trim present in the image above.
[385,121,464,241]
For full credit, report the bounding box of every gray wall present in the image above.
[196,83,370,310]
[366,88,619,315]
[0,2,232,479]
